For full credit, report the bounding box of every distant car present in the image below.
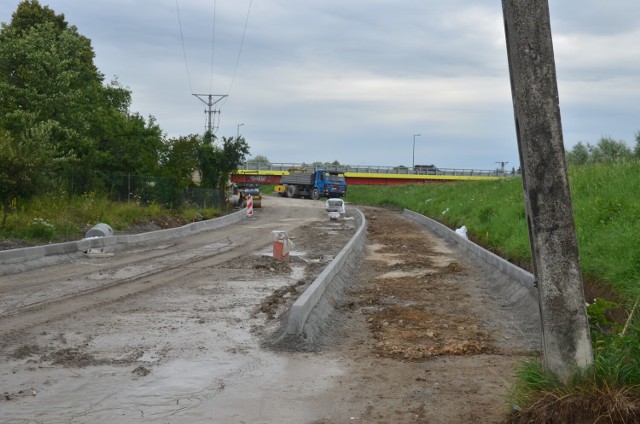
[414,164,438,175]
[325,198,345,214]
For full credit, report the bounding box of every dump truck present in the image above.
[275,168,346,200]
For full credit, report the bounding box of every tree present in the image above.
[590,137,632,164]
[566,137,633,166]
[0,3,104,137]
[157,135,200,207]
[158,134,249,205]
[566,142,589,165]
[634,131,640,159]
[211,136,250,190]
[324,160,342,168]
[95,110,164,177]
[247,155,271,168]
[197,136,218,188]
[0,121,62,226]
[6,0,67,35]
[0,1,154,194]
[161,135,200,185]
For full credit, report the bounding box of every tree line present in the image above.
[0,0,248,217]
[565,134,640,166]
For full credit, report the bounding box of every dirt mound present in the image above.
[366,305,494,360]
[216,253,304,275]
[350,208,503,362]
[44,348,99,368]
[9,344,43,359]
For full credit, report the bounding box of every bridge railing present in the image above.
[238,162,518,177]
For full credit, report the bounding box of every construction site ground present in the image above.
[0,196,539,423]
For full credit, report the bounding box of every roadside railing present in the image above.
[237,162,519,178]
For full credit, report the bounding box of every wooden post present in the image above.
[502,0,593,380]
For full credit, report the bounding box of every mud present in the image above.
[0,198,540,423]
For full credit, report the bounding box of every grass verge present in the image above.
[0,192,226,245]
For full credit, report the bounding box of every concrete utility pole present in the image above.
[501,0,593,380]
[193,94,228,135]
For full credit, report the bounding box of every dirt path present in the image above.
[303,206,540,423]
[0,200,539,423]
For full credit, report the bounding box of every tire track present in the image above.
[0,238,271,344]
[0,198,324,344]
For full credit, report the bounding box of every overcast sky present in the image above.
[2,1,639,170]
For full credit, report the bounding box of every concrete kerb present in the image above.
[286,208,367,335]
[0,208,248,270]
[402,209,536,297]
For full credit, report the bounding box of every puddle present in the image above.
[1,351,346,423]
[111,264,158,279]
[197,242,232,251]
[138,351,160,363]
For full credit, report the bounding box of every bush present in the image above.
[25,217,56,241]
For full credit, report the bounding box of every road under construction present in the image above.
[0,196,538,422]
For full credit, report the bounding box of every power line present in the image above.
[175,0,193,93]
[222,0,253,105]
[176,1,253,129]
[209,0,217,93]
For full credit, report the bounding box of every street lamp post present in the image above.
[412,133,421,168]
[236,123,244,139]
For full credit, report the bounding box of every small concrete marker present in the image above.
[271,230,291,260]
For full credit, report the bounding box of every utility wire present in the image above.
[222,0,253,106]
[176,0,193,94]
[177,0,252,114]
[209,0,217,93]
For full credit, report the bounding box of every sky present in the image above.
[1,1,639,171]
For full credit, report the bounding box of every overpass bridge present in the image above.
[232,163,516,186]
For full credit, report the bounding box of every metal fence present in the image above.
[68,174,225,209]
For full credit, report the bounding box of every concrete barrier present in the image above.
[286,209,367,335]
[0,208,248,272]
[402,209,536,297]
